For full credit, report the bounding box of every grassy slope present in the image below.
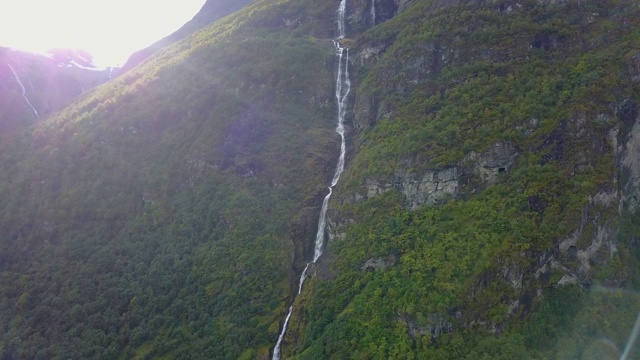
[0,0,339,358]
[290,0,640,358]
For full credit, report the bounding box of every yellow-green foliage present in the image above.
[293,0,640,358]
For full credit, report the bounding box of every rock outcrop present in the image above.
[398,313,456,340]
[350,141,518,209]
[463,141,518,186]
[361,254,397,270]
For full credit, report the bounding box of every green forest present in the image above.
[1,0,640,359]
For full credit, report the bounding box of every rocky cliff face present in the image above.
[347,141,518,209]
[292,0,640,356]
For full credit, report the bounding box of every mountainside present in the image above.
[119,0,255,73]
[1,0,640,359]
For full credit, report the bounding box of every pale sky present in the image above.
[0,0,207,67]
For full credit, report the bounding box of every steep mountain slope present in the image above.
[1,0,640,359]
[281,0,640,358]
[119,0,255,73]
[0,0,338,358]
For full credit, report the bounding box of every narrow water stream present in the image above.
[7,64,38,118]
[272,1,351,358]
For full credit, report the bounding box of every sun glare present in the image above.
[0,0,207,68]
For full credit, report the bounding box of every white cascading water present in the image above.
[7,64,38,118]
[272,1,351,359]
[371,0,376,26]
[621,312,640,360]
[18,64,36,95]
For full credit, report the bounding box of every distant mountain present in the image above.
[119,0,255,73]
[0,47,114,138]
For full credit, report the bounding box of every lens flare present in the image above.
[0,0,206,67]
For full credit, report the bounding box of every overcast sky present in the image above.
[0,0,207,67]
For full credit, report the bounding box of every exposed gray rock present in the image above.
[501,264,524,291]
[327,215,350,243]
[589,191,618,208]
[350,141,518,209]
[361,255,397,270]
[357,167,459,209]
[398,313,455,340]
[561,224,615,279]
[366,178,393,197]
[399,167,459,209]
[356,46,386,67]
[464,142,518,186]
[557,274,578,286]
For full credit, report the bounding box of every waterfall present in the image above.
[621,312,640,360]
[18,64,36,95]
[313,44,350,263]
[7,64,38,118]
[371,0,376,26]
[272,305,293,360]
[337,0,346,39]
[272,1,351,358]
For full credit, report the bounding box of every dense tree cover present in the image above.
[1,0,640,359]
[0,0,339,358]
[283,0,640,358]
